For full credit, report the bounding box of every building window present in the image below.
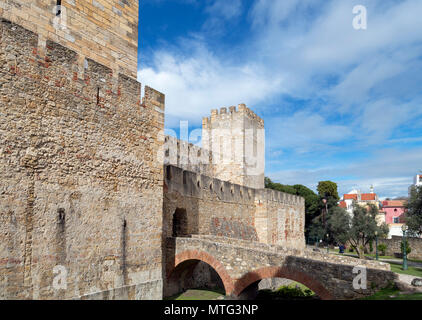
[393,217,399,223]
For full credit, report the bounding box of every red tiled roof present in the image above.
[361,193,376,201]
[339,201,347,208]
[382,200,406,207]
[344,194,358,200]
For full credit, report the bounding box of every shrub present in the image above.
[377,244,387,256]
[275,286,313,299]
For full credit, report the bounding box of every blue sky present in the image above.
[137,0,422,199]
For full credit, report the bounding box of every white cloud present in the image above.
[266,111,352,152]
[205,0,242,20]
[139,43,283,127]
[268,147,422,198]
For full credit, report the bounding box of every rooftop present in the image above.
[382,200,406,207]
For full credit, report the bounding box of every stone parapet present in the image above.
[165,165,303,206]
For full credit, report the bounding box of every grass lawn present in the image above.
[340,253,396,260]
[361,285,422,300]
[165,289,225,300]
[334,251,422,263]
[365,253,396,260]
[389,263,422,277]
[334,251,422,277]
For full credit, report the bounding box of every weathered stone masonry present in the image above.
[163,165,305,248]
[0,0,139,78]
[0,18,164,299]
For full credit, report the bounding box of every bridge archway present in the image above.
[166,250,234,297]
[233,266,334,300]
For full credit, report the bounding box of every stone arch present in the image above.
[172,208,188,237]
[233,266,334,300]
[167,250,234,296]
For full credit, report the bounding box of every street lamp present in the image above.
[402,225,408,270]
[326,233,329,254]
[375,231,379,261]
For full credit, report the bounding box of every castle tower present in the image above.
[0,0,139,78]
[202,104,265,189]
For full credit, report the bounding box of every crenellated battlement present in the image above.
[0,18,164,122]
[0,0,139,78]
[164,165,304,206]
[203,104,264,129]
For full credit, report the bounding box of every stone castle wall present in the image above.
[163,165,305,249]
[0,19,164,300]
[379,236,422,260]
[163,135,213,177]
[0,0,139,78]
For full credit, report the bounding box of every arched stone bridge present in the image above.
[165,235,397,300]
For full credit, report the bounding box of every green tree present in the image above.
[308,218,326,242]
[406,185,422,237]
[317,181,340,202]
[265,177,297,195]
[315,204,388,259]
[308,181,341,243]
[348,204,389,259]
[327,206,351,245]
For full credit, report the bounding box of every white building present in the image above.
[338,187,379,218]
[408,174,422,196]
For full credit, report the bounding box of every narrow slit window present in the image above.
[97,87,100,105]
[56,0,62,16]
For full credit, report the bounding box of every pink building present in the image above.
[381,200,406,224]
[379,200,407,238]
